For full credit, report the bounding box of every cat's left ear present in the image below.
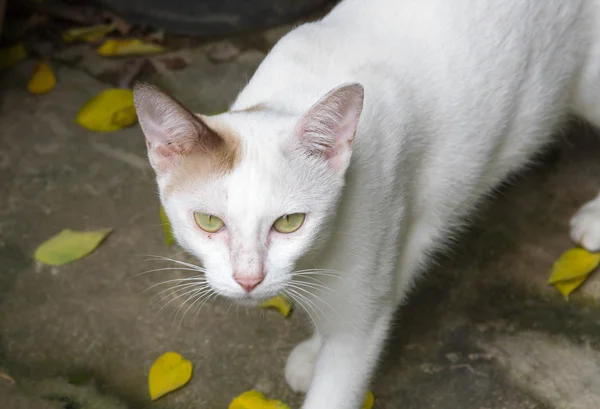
[133,83,227,174]
[296,83,364,173]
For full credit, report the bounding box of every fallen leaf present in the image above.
[62,23,115,43]
[149,351,193,400]
[159,206,175,247]
[229,390,373,409]
[259,295,292,317]
[76,88,137,132]
[27,61,56,94]
[97,38,166,57]
[0,43,27,69]
[553,275,590,300]
[0,370,16,385]
[547,248,600,283]
[229,391,290,409]
[34,228,112,266]
[361,391,375,409]
[548,247,600,299]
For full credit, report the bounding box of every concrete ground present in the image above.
[1,22,600,409]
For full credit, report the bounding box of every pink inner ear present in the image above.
[143,117,172,148]
[134,83,216,172]
[140,100,199,150]
[297,83,364,169]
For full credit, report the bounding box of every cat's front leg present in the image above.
[285,332,323,393]
[299,308,394,409]
[570,191,600,252]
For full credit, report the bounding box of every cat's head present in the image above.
[134,83,364,303]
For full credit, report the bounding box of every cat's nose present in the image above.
[234,274,264,292]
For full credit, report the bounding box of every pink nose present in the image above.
[234,275,264,292]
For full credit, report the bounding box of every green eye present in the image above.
[273,213,305,234]
[194,213,225,233]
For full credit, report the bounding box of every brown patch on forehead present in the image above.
[202,115,241,169]
[163,117,241,198]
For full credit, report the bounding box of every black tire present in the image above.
[96,0,333,37]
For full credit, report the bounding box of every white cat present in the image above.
[133,0,600,407]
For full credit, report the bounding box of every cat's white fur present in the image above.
[134,0,600,408]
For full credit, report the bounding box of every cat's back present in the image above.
[235,0,590,114]
[322,0,588,72]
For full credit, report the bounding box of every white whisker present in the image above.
[169,290,202,320]
[286,287,323,323]
[291,269,349,284]
[143,276,207,293]
[153,282,210,303]
[134,267,206,277]
[293,268,341,274]
[291,279,335,293]
[141,255,206,272]
[157,287,212,314]
[224,302,234,318]
[290,281,347,325]
[177,288,213,328]
[172,287,211,319]
[284,289,318,328]
[193,292,220,325]
[286,285,329,320]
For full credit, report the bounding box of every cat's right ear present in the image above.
[133,83,224,174]
[296,83,364,174]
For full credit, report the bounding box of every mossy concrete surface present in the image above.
[1,24,600,409]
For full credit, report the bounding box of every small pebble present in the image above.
[206,41,241,63]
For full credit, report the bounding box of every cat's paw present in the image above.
[570,195,600,252]
[285,336,321,393]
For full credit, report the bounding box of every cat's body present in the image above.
[134,0,600,408]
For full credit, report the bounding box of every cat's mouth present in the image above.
[233,297,262,307]
[208,275,288,305]
[224,288,282,306]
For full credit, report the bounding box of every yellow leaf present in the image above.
[0,43,27,69]
[149,351,193,400]
[228,390,373,409]
[97,38,166,57]
[159,205,175,247]
[547,247,600,284]
[62,24,116,43]
[34,228,112,266]
[553,274,591,300]
[27,61,56,94]
[547,247,600,300]
[76,88,137,132]
[148,352,192,400]
[361,391,375,409]
[259,295,293,317]
[229,391,291,409]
